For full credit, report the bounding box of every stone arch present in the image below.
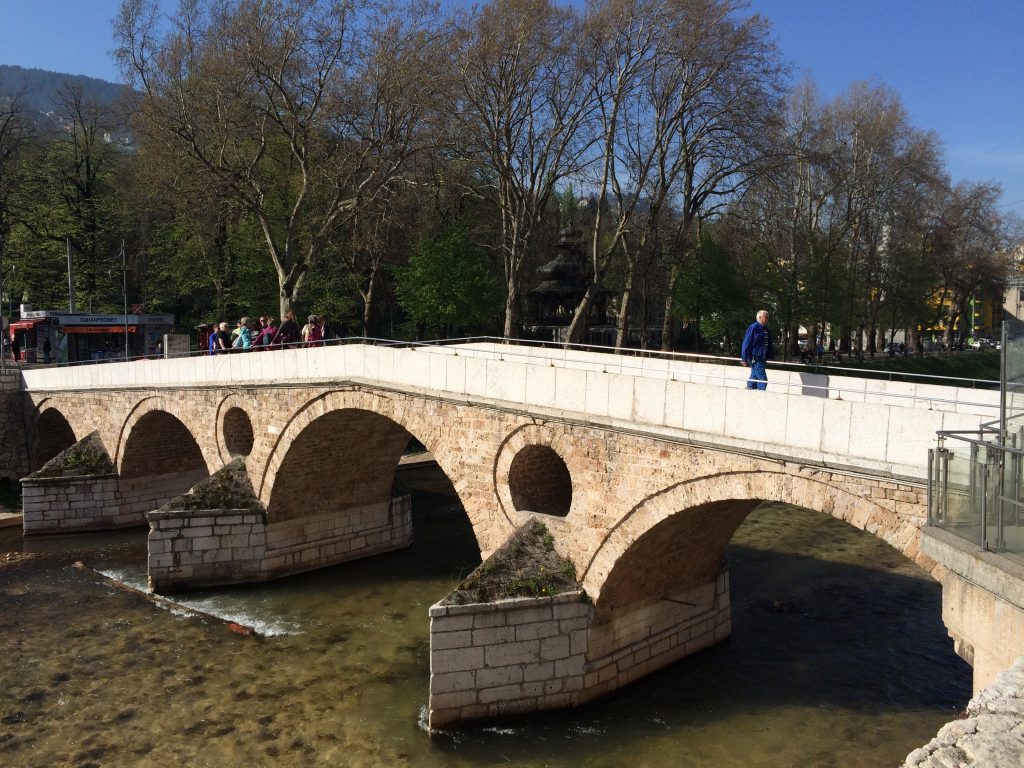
[215,393,256,461]
[494,424,580,524]
[259,388,466,525]
[508,445,572,517]
[115,397,210,517]
[581,469,925,605]
[29,404,78,472]
[114,396,209,475]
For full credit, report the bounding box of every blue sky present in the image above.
[1,0,1022,216]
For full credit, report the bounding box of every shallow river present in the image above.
[0,467,970,767]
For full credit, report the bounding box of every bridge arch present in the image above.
[115,396,210,477]
[508,445,572,517]
[114,397,211,518]
[581,469,926,606]
[259,388,467,526]
[29,403,78,471]
[494,424,580,523]
[215,393,256,461]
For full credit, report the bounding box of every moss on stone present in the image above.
[445,519,581,605]
[33,432,115,479]
[158,458,264,515]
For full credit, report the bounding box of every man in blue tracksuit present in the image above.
[741,309,774,390]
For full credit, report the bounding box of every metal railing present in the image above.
[12,333,1002,413]
[929,417,1024,566]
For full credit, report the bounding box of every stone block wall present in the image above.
[147,508,268,592]
[428,592,592,730]
[902,655,1024,768]
[0,373,27,481]
[583,573,729,701]
[428,573,731,731]
[264,494,413,580]
[147,492,413,592]
[119,469,209,520]
[21,475,121,533]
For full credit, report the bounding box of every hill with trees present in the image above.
[0,64,125,117]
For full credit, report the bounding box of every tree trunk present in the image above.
[503,282,517,340]
[660,263,681,352]
[362,264,379,338]
[615,270,635,352]
[566,282,601,346]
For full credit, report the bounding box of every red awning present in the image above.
[64,325,137,334]
[10,319,45,331]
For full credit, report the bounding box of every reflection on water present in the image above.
[0,467,970,767]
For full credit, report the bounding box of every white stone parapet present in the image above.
[16,342,999,483]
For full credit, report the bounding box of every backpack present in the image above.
[308,323,323,344]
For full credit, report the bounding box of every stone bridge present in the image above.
[2,341,1000,728]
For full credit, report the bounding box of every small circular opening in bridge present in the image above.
[508,445,572,517]
[223,407,255,457]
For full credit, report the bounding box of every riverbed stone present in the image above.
[902,655,1024,768]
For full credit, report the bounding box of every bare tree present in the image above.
[451,0,597,338]
[652,0,786,350]
[116,0,442,317]
[932,180,1008,346]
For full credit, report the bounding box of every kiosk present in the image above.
[15,310,176,363]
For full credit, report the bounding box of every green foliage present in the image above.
[831,349,1000,383]
[394,223,501,338]
[34,434,115,479]
[159,459,264,514]
[673,228,749,351]
[446,519,582,605]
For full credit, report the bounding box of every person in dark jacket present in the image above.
[740,309,774,391]
[271,311,301,348]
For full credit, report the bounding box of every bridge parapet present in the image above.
[17,342,997,483]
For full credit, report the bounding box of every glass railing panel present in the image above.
[933,442,983,547]
[994,440,1024,566]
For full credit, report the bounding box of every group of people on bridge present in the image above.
[207,312,328,354]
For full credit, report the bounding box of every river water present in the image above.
[0,466,970,767]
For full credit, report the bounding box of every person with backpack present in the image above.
[306,315,324,347]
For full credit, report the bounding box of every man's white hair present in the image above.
[756,309,769,321]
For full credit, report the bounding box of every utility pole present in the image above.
[66,236,75,313]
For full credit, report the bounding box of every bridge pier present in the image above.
[146,461,413,592]
[21,432,127,533]
[920,526,1024,693]
[428,519,732,730]
[0,372,28,481]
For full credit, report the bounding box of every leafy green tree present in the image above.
[673,225,747,352]
[13,87,132,312]
[395,224,501,339]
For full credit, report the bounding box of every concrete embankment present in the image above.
[903,655,1024,767]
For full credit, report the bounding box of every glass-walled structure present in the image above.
[929,320,1024,566]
